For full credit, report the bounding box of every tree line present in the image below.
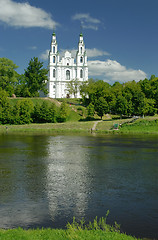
[0,57,158,121]
[0,88,69,124]
[0,57,48,97]
[79,76,158,119]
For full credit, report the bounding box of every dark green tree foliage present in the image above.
[0,58,19,96]
[24,57,48,97]
[58,101,69,122]
[80,76,158,117]
[32,101,57,123]
[87,103,95,119]
[138,98,156,116]
[115,95,128,116]
[95,97,109,119]
[32,103,41,123]
[12,100,34,124]
[0,88,12,124]
[15,74,31,97]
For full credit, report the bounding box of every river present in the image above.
[0,133,158,239]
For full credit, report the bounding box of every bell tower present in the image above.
[48,32,59,98]
[50,32,58,65]
[76,33,87,66]
[76,33,88,83]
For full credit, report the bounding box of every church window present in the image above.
[81,47,82,53]
[80,56,83,63]
[66,70,70,80]
[80,69,83,78]
[53,56,56,63]
[53,46,55,53]
[53,69,56,78]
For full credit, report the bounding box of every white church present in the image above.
[47,32,88,98]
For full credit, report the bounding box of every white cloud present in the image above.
[87,48,110,58]
[72,13,100,24]
[0,0,59,29]
[28,46,37,50]
[39,49,49,61]
[40,47,146,84]
[59,48,110,58]
[88,59,147,83]
[72,13,101,30]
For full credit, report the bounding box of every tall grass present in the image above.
[0,215,141,240]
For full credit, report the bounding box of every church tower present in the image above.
[76,33,88,85]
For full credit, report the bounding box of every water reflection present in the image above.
[0,135,51,229]
[0,134,158,239]
[46,136,91,225]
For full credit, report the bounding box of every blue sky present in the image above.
[0,0,158,84]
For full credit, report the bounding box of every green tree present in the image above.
[138,98,156,116]
[37,101,51,123]
[32,102,41,123]
[115,95,128,117]
[24,57,48,97]
[0,58,19,96]
[15,74,31,97]
[12,100,34,124]
[58,101,69,122]
[0,88,12,124]
[49,103,57,123]
[87,103,95,119]
[32,101,57,123]
[95,97,109,119]
[66,79,80,98]
[123,80,145,115]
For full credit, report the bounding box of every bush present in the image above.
[12,99,34,124]
[58,101,70,122]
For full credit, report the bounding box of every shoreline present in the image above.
[0,118,158,135]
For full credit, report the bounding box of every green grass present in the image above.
[1,117,158,135]
[0,121,94,134]
[0,228,140,240]
[0,216,141,240]
[119,118,158,134]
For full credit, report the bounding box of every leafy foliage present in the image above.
[0,88,12,124]
[24,57,48,97]
[12,99,34,124]
[0,58,19,96]
[66,78,80,98]
[58,101,70,122]
[80,76,158,118]
[87,103,95,118]
[32,101,57,123]
[95,97,109,119]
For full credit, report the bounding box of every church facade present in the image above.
[47,32,88,98]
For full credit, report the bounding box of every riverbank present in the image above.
[0,116,158,135]
[0,228,141,240]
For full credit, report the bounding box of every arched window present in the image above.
[80,69,83,78]
[53,56,56,63]
[66,70,70,80]
[53,46,55,53]
[53,69,56,78]
[81,47,82,54]
[80,56,83,63]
